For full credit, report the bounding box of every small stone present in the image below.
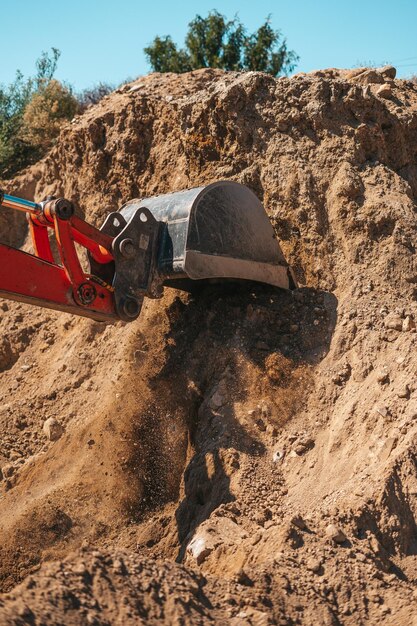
[376,83,393,99]
[351,69,384,85]
[378,437,397,462]
[376,406,390,418]
[2,464,14,478]
[43,417,64,441]
[290,514,306,530]
[306,558,322,573]
[209,391,224,410]
[376,368,389,384]
[397,385,409,399]
[255,418,266,432]
[377,65,396,79]
[20,364,32,372]
[356,552,367,562]
[325,523,347,543]
[384,313,403,331]
[402,316,415,332]
[272,449,285,463]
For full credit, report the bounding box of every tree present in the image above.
[144,11,298,77]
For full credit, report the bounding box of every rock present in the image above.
[43,418,64,442]
[350,69,385,85]
[209,390,224,410]
[255,418,266,432]
[402,316,415,332]
[378,437,397,462]
[187,518,247,565]
[186,535,213,565]
[325,523,347,543]
[272,449,285,463]
[306,557,322,573]
[290,514,306,530]
[377,65,396,79]
[376,406,390,418]
[397,385,409,399]
[376,83,393,99]
[1,464,14,478]
[20,364,32,372]
[384,313,403,331]
[376,368,389,384]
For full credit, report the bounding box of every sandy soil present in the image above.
[0,65,416,625]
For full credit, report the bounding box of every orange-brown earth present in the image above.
[0,65,416,625]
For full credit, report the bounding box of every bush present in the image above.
[0,49,78,178]
[21,80,78,151]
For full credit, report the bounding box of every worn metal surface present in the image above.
[120,181,294,290]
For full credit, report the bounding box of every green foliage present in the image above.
[144,10,298,76]
[144,36,192,73]
[0,48,78,178]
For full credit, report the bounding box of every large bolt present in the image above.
[122,297,141,319]
[54,198,74,220]
[78,283,96,305]
[119,238,136,258]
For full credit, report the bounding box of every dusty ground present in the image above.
[0,65,416,625]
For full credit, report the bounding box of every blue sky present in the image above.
[1,0,417,90]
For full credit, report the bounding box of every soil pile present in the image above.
[0,65,416,625]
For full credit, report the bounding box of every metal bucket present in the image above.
[119,181,296,291]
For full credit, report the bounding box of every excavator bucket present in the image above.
[119,181,296,292]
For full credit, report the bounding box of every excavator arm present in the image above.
[0,191,159,322]
[0,182,295,323]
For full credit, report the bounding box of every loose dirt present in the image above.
[0,66,415,625]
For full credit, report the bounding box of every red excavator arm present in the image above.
[0,191,137,322]
[0,183,296,323]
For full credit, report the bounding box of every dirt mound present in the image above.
[0,66,416,625]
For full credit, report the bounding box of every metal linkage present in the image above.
[0,191,118,321]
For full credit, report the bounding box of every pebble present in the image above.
[376,368,389,384]
[306,557,322,573]
[43,417,64,441]
[291,514,307,530]
[272,449,285,463]
[376,84,393,99]
[397,385,409,399]
[376,406,390,418]
[209,391,224,410]
[384,313,402,331]
[402,316,415,332]
[377,65,396,79]
[1,464,14,478]
[325,523,347,543]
